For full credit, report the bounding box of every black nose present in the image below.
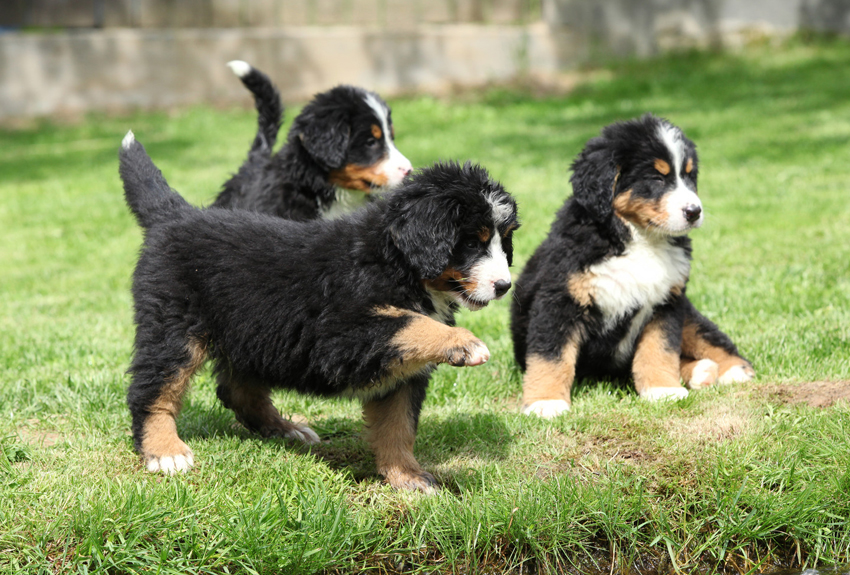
[494,279,512,298]
[683,204,702,223]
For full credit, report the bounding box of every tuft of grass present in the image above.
[2,35,850,574]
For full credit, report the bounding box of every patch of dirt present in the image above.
[760,381,850,408]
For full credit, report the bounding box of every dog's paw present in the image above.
[687,359,719,389]
[284,423,321,445]
[446,339,490,367]
[717,363,755,385]
[388,470,438,494]
[522,399,571,418]
[144,441,194,475]
[640,387,689,402]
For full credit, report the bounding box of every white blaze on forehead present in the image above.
[656,121,702,231]
[363,92,412,188]
[486,192,514,228]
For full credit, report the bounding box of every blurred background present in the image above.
[1,0,849,123]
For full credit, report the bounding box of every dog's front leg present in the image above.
[633,306,689,402]
[363,375,436,493]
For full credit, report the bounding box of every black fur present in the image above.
[121,134,516,489]
[213,64,409,221]
[511,114,751,402]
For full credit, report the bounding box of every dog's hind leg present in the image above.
[681,302,754,385]
[362,374,435,493]
[215,372,319,444]
[128,337,206,474]
[633,310,690,402]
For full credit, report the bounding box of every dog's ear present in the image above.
[293,107,350,170]
[386,193,460,280]
[570,141,619,223]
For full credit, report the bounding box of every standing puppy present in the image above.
[120,132,518,492]
[511,114,753,418]
[213,61,413,220]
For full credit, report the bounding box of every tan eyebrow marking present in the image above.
[371,124,382,139]
[685,157,694,174]
[654,158,671,176]
[502,223,518,237]
[478,227,491,243]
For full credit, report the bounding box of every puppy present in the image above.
[120,131,518,492]
[510,114,754,417]
[213,61,413,220]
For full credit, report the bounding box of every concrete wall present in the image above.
[1,0,848,122]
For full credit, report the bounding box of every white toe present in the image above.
[640,387,689,402]
[465,342,490,366]
[687,359,719,389]
[717,364,754,384]
[289,425,321,445]
[522,399,571,418]
[146,458,160,473]
[173,454,193,473]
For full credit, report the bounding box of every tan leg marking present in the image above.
[222,378,319,444]
[363,385,435,493]
[329,159,389,192]
[633,319,688,401]
[681,318,754,384]
[567,271,596,308]
[141,338,206,474]
[521,337,580,417]
[613,189,668,229]
[376,307,490,379]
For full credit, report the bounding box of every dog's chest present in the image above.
[587,231,690,329]
[322,189,371,220]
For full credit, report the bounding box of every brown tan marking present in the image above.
[363,384,434,492]
[140,338,207,463]
[613,189,668,229]
[478,226,491,243]
[376,306,486,378]
[632,318,683,395]
[218,376,314,440]
[567,271,596,308]
[654,158,671,176]
[502,223,518,237]
[670,284,684,298]
[371,124,382,139]
[685,157,694,174]
[422,267,479,300]
[521,337,581,409]
[329,160,389,192]
[681,318,754,380]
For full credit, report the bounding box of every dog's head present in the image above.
[291,86,413,192]
[571,114,702,236]
[385,161,519,310]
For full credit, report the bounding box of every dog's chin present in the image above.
[452,292,490,311]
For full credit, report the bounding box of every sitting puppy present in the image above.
[120,131,518,492]
[212,61,413,220]
[510,114,754,417]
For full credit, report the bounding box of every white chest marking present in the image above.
[588,224,690,362]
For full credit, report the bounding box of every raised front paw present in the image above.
[445,331,490,367]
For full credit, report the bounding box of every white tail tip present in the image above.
[227,60,252,78]
[122,130,135,150]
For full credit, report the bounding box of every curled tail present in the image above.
[119,131,193,230]
[227,60,283,154]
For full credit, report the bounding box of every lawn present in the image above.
[1,36,849,574]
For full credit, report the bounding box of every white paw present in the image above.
[287,424,321,445]
[640,387,689,402]
[465,342,490,366]
[687,359,719,389]
[522,399,571,418]
[122,130,135,150]
[226,60,252,78]
[146,452,194,475]
[717,364,755,385]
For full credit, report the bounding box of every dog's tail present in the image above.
[119,131,193,230]
[227,60,282,155]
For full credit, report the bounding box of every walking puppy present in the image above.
[212,61,412,220]
[511,114,753,418]
[120,132,518,491]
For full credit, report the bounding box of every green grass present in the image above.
[2,36,850,574]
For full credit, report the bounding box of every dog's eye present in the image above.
[366,137,380,148]
[465,239,480,250]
